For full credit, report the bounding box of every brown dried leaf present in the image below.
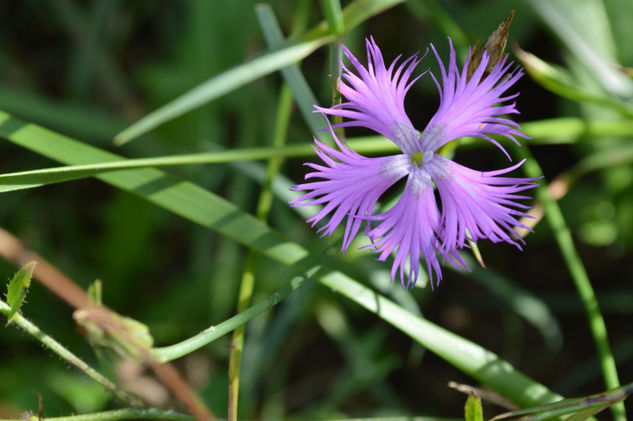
[467,9,515,80]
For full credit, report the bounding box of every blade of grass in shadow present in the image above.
[455,255,562,351]
[256,4,326,138]
[0,111,563,408]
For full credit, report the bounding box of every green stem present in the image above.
[153,265,320,364]
[320,0,344,35]
[519,145,626,421]
[0,299,142,407]
[227,81,295,420]
[10,408,194,421]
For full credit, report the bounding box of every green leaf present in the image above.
[465,394,484,421]
[5,261,36,325]
[0,111,562,408]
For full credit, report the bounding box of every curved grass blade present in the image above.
[114,0,406,145]
[0,111,562,408]
[153,265,321,362]
[113,35,332,145]
[515,47,633,118]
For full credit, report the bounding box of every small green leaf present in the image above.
[465,394,484,421]
[87,279,102,306]
[5,261,36,325]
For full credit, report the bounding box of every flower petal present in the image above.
[315,37,425,155]
[427,155,539,251]
[364,169,464,289]
[418,38,527,157]
[291,132,409,252]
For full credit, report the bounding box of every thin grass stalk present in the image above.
[0,298,142,407]
[518,145,626,421]
[2,408,195,421]
[227,83,294,420]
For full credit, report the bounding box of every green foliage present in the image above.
[4,261,36,325]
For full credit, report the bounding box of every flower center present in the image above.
[410,150,434,168]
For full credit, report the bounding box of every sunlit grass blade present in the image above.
[6,117,633,194]
[0,111,563,408]
[319,271,563,408]
[113,36,332,145]
[114,0,406,145]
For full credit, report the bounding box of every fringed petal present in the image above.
[427,155,539,251]
[291,132,409,252]
[364,169,466,289]
[418,38,527,157]
[315,37,425,155]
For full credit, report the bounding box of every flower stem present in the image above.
[0,298,142,407]
[226,82,295,420]
[519,145,626,421]
[5,408,194,421]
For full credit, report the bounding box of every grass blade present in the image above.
[114,0,406,145]
[113,36,332,145]
[6,117,633,194]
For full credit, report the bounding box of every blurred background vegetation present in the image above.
[1,0,632,419]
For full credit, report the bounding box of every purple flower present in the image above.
[291,37,538,289]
